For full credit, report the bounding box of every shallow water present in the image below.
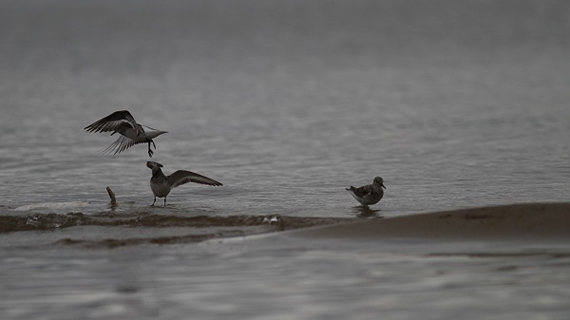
[3,232,570,320]
[1,0,570,318]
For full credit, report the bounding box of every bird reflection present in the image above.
[353,206,382,218]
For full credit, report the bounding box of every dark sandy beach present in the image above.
[291,203,570,241]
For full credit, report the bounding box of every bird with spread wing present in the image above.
[85,110,167,158]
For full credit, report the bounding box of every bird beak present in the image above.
[146,161,162,169]
[381,184,386,189]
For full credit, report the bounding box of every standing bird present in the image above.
[84,110,167,158]
[346,176,386,208]
[147,161,223,207]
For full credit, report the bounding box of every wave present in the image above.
[0,210,349,234]
[14,201,91,211]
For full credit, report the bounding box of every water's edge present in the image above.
[4,202,568,249]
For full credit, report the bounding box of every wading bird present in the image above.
[346,176,386,208]
[147,161,223,207]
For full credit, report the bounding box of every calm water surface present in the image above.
[1,0,570,319]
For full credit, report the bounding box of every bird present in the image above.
[346,176,386,208]
[146,161,223,207]
[84,110,167,158]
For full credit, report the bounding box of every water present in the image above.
[1,0,570,318]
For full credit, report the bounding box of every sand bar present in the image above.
[292,203,570,241]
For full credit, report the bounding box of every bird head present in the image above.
[146,161,164,169]
[145,130,168,139]
[373,176,386,189]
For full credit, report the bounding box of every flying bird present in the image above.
[84,110,167,158]
[346,176,386,208]
[147,161,223,207]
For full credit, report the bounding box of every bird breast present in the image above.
[150,175,171,197]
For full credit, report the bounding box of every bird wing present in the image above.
[84,110,139,134]
[351,185,372,198]
[168,170,223,188]
[99,135,146,155]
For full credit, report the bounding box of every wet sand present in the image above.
[291,203,570,241]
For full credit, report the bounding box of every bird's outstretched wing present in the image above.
[84,110,139,133]
[99,135,146,155]
[168,170,223,188]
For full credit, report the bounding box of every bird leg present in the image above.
[163,197,167,207]
[147,141,154,158]
[151,196,156,206]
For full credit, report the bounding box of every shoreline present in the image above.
[289,203,570,241]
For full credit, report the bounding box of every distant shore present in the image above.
[292,203,570,241]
